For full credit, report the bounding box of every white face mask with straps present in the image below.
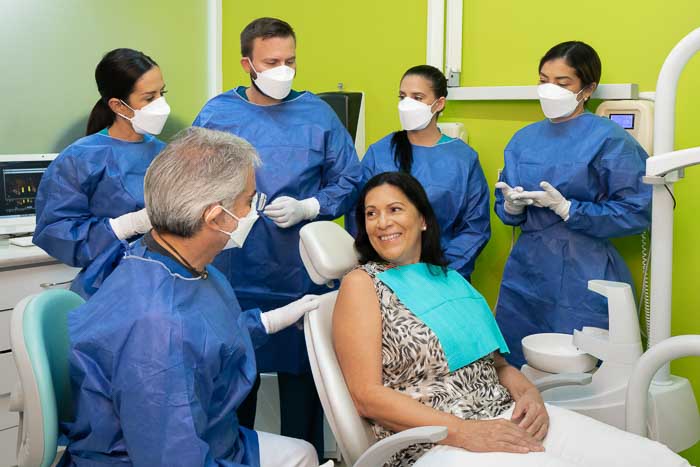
[537,83,586,120]
[117,96,171,135]
[217,205,259,250]
[398,97,438,131]
[247,58,295,100]
[209,193,266,250]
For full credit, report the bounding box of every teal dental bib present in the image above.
[378,263,509,372]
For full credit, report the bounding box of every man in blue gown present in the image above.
[60,127,320,467]
[193,17,361,454]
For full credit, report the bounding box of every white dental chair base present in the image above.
[528,367,699,452]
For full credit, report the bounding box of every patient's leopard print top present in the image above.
[360,262,514,466]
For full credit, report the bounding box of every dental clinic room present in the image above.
[3,0,700,466]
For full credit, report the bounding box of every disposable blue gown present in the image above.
[494,113,652,367]
[193,87,361,374]
[33,132,165,299]
[59,240,268,466]
[347,134,491,279]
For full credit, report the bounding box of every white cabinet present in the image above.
[0,427,17,467]
[0,354,17,397]
[0,263,78,312]
[0,242,80,467]
[0,397,17,467]
[0,310,10,352]
[0,397,17,432]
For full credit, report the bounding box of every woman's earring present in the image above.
[421,225,427,231]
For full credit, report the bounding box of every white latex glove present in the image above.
[495,182,533,215]
[108,208,152,240]
[261,294,320,334]
[512,181,571,221]
[263,196,320,228]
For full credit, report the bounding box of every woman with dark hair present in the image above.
[352,172,448,269]
[348,65,490,281]
[494,41,652,367]
[33,48,170,299]
[334,172,685,467]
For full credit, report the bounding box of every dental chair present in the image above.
[8,289,85,467]
[299,221,448,467]
[299,221,595,467]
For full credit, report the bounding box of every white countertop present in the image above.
[0,238,58,269]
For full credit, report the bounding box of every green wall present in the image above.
[0,0,210,155]
[223,0,700,460]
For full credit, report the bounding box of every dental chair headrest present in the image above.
[299,221,359,285]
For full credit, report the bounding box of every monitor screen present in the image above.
[609,113,635,130]
[0,160,52,218]
[318,92,363,141]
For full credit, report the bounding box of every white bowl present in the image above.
[522,333,598,374]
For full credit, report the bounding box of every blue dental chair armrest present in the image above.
[534,373,592,392]
[353,426,448,467]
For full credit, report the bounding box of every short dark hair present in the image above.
[354,172,447,271]
[539,41,602,89]
[240,17,296,58]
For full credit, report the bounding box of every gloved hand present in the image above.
[495,182,534,215]
[109,208,152,240]
[263,196,320,228]
[261,294,320,334]
[512,181,571,221]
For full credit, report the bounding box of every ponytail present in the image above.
[86,98,116,136]
[391,130,413,173]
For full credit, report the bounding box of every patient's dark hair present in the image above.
[354,171,447,271]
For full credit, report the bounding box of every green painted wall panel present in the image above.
[0,0,209,154]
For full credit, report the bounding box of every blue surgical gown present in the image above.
[59,240,268,466]
[33,131,165,299]
[193,87,361,374]
[494,112,652,367]
[347,134,491,279]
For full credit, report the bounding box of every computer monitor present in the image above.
[0,154,57,235]
[318,92,366,159]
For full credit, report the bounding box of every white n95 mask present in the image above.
[537,83,585,120]
[214,193,266,249]
[218,206,258,250]
[118,96,171,135]
[398,97,437,131]
[248,58,295,100]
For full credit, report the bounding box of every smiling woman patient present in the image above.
[332,171,688,467]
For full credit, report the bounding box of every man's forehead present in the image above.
[251,36,296,57]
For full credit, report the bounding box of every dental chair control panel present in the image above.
[596,100,654,155]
